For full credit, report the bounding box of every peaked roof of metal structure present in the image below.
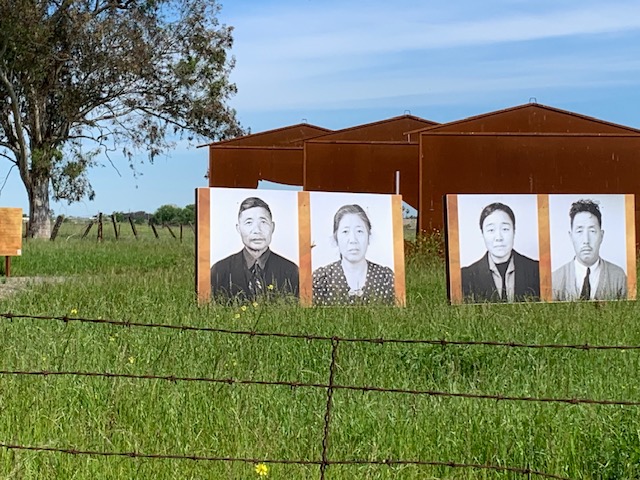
[406,103,640,135]
[203,123,333,148]
[310,114,439,142]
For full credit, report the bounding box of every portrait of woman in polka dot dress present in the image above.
[312,204,395,306]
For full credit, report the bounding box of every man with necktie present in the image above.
[552,199,627,301]
[210,197,299,302]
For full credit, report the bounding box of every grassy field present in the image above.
[1,230,640,479]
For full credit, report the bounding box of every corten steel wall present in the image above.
[209,146,304,188]
[208,116,436,193]
[419,133,640,238]
[304,141,420,209]
[316,115,437,142]
[213,124,331,147]
[207,124,331,188]
[409,103,638,136]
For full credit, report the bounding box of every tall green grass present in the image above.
[1,236,640,479]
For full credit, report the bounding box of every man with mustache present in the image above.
[210,196,299,301]
[552,199,627,301]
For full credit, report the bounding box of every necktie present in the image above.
[580,267,591,300]
[249,263,264,296]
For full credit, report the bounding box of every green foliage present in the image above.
[151,203,194,225]
[1,236,640,478]
[0,0,243,237]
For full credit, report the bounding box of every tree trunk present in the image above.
[28,174,51,238]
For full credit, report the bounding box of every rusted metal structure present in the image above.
[303,115,437,209]
[206,123,332,188]
[415,103,640,237]
[207,115,438,210]
[205,102,640,238]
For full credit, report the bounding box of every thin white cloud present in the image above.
[228,2,640,60]
[216,0,640,131]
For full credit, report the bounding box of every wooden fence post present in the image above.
[129,216,138,239]
[50,215,64,241]
[150,220,159,239]
[81,221,94,239]
[164,223,177,239]
[97,213,103,241]
[111,214,119,239]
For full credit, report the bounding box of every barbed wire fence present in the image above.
[2,311,639,479]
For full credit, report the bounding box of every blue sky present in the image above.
[3,0,640,217]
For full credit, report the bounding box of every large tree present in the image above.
[0,0,242,237]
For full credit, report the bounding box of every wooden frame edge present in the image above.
[195,188,211,305]
[626,194,637,300]
[391,195,406,307]
[537,194,552,301]
[298,192,312,307]
[445,195,462,304]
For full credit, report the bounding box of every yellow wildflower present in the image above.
[254,463,268,476]
[252,302,258,308]
[267,284,274,291]
[70,308,78,315]
[234,313,241,319]
[241,305,247,312]
[128,356,135,364]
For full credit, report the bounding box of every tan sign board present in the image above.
[196,188,406,307]
[0,208,23,256]
[446,194,636,304]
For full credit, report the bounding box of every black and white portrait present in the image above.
[309,192,396,306]
[457,194,540,303]
[209,188,300,302]
[549,195,628,301]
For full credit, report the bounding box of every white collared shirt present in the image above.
[573,258,601,300]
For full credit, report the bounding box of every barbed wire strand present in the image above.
[0,443,571,479]
[0,369,637,407]
[2,312,639,351]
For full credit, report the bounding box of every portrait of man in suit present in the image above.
[461,201,540,303]
[552,199,627,301]
[210,196,299,301]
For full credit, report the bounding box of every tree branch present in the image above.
[0,150,18,165]
[0,163,16,196]
[0,68,31,189]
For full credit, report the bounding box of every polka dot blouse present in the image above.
[312,260,396,306]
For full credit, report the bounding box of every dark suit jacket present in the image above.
[211,249,299,301]
[461,250,540,303]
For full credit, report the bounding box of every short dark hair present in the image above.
[569,199,602,228]
[333,204,371,241]
[238,197,272,220]
[479,202,515,230]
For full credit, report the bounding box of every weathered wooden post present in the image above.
[111,214,119,239]
[129,215,138,239]
[164,223,177,239]
[97,213,103,241]
[81,221,94,239]
[50,215,64,241]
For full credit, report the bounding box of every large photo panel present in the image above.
[196,187,301,304]
[447,194,542,304]
[308,191,405,306]
[548,194,636,302]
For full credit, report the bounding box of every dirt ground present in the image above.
[0,276,65,301]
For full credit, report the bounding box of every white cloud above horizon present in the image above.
[222,1,640,117]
